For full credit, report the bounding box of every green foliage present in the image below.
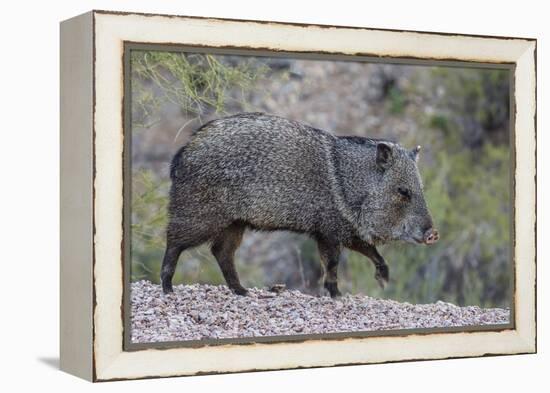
[388,86,406,115]
[131,51,269,129]
[430,68,510,143]
[130,170,169,281]
[429,114,450,133]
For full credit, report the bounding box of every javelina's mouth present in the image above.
[401,235,424,245]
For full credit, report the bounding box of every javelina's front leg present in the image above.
[316,237,342,298]
[348,239,389,289]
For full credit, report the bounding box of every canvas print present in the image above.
[126,48,512,345]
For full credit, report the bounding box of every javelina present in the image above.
[161,113,439,297]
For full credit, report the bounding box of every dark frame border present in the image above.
[122,42,517,352]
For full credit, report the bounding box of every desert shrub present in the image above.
[131,51,269,129]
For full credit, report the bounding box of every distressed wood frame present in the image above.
[60,10,537,382]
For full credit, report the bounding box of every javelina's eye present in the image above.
[397,187,411,201]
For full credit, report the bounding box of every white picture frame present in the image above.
[60,10,536,381]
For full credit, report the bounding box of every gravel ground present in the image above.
[131,280,510,343]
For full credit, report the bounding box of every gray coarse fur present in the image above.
[161,112,438,297]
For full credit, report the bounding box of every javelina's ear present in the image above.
[411,145,421,162]
[376,142,393,169]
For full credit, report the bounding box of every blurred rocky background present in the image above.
[130,50,511,308]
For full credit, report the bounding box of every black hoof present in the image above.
[330,290,342,298]
[324,282,342,298]
[231,286,249,296]
[162,281,173,294]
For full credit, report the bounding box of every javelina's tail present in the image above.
[170,118,219,180]
[169,145,187,180]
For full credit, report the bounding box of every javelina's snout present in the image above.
[423,228,439,245]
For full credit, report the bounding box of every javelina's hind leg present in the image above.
[348,239,389,289]
[211,223,247,296]
[317,237,342,298]
[160,242,184,294]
